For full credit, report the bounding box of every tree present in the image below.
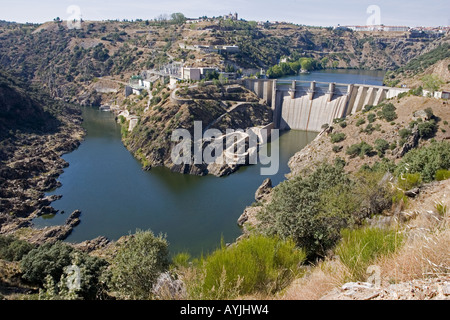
[421,74,444,92]
[258,163,353,259]
[171,13,186,25]
[109,230,170,300]
[300,58,313,71]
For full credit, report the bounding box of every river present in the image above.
[34,69,384,256]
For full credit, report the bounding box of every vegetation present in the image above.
[267,58,322,78]
[330,132,346,143]
[417,120,437,139]
[346,141,373,158]
[20,241,107,300]
[108,230,170,300]
[0,235,35,262]
[395,141,450,183]
[336,227,404,282]
[257,163,392,260]
[374,139,390,157]
[184,235,306,299]
[378,103,397,122]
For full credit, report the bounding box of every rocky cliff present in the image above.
[0,69,84,241]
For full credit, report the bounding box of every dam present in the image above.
[243,78,409,132]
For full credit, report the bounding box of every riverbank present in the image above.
[0,106,85,245]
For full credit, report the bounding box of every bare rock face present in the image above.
[255,178,272,202]
[74,236,110,253]
[28,210,82,245]
[393,125,420,158]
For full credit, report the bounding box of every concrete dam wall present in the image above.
[243,79,409,132]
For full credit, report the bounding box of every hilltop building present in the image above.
[224,12,238,21]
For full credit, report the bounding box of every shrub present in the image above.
[258,163,353,259]
[397,173,422,190]
[374,139,390,157]
[379,103,397,122]
[21,242,74,285]
[424,107,434,119]
[395,141,450,182]
[21,241,107,300]
[417,120,437,139]
[330,132,346,143]
[332,145,343,153]
[336,227,404,282]
[0,235,35,262]
[356,118,366,127]
[339,121,347,128]
[363,123,375,135]
[193,235,306,299]
[435,169,450,181]
[367,113,376,123]
[109,230,169,300]
[399,128,412,140]
[346,142,373,158]
[321,123,329,130]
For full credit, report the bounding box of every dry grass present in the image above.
[278,179,450,300]
[280,260,349,300]
[378,183,450,283]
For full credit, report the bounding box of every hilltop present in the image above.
[0,18,447,105]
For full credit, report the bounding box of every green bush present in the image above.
[395,141,450,182]
[20,241,107,300]
[330,132,346,143]
[362,123,375,135]
[336,227,404,282]
[399,128,412,139]
[21,242,74,285]
[374,139,390,157]
[356,118,366,127]
[194,235,306,299]
[346,142,373,158]
[0,235,35,262]
[258,163,354,259]
[435,169,450,181]
[367,113,376,123]
[332,145,343,153]
[397,173,422,190]
[109,230,169,300]
[378,103,397,122]
[417,120,437,139]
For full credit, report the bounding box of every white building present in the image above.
[181,67,202,81]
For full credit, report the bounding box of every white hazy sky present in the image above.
[0,0,449,27]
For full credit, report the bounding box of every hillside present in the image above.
[123,82,273,176]
[0,69,84,240]
[384,42,450,89]
[0,19,447,106]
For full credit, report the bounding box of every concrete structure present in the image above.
[181,67,202,81]
[243,79,409,132]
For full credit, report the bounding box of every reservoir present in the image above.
[34,69,384,256]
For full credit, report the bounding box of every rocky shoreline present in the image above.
[0,110,86,245]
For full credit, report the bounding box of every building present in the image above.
[224,12,238,21]
[181,67,201,81]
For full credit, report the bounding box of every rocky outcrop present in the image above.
[255,178,272,202]
[393,125,420,158]
[27,210,81,245]
[321,278,450,300]
[127,84,273,177]
[74,236,110,253]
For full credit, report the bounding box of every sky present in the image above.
[0,0,449,27]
